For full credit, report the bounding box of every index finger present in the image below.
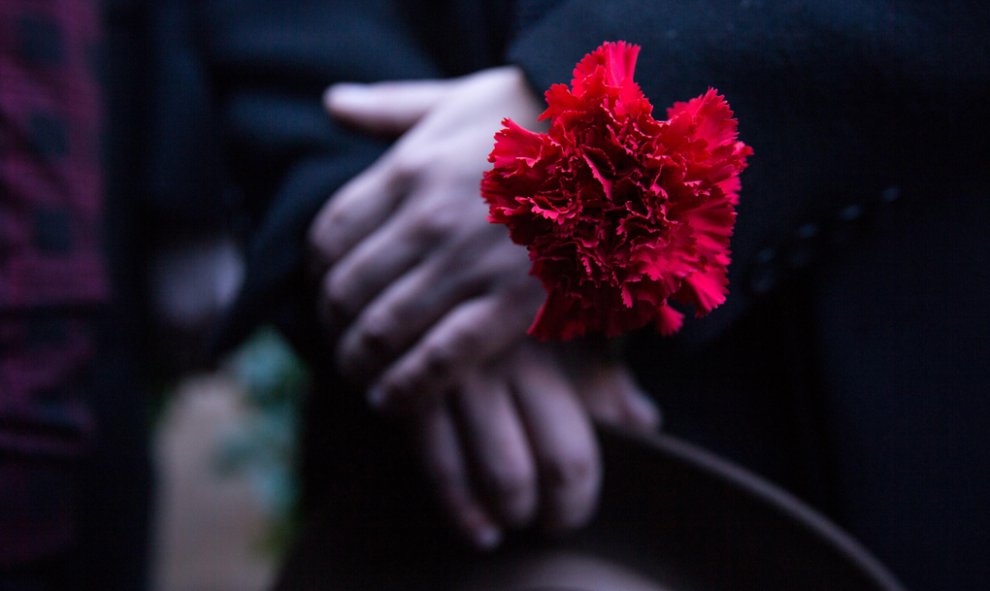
[509,344,601,532]
[307,158,409,274]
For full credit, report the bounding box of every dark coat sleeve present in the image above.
[507,5,990,587]
[506,0,990,341]
[196,0,446,353]
[196,0,514,354]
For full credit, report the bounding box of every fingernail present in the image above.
[628,393,662,430]
[325,84,365,111]
[322,86,335,109]
[473,525,502,550]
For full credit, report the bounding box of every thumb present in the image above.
[579,362,662,433]
[324,78,457,135]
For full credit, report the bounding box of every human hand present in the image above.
[308,66,546,407]
[408,341,660,550]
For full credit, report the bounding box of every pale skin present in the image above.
[308,65,660,548]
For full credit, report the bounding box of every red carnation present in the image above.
[482,41,752,340]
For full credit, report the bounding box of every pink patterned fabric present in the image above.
[0,0,106,566]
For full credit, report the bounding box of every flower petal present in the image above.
[481,42,750,340]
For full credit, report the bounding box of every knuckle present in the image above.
[338,332,368,368]
[376,374,412,406]
[484,465,534,505]
[322,274,352,318]
[360,309,394,347]
[324,208,352,233]
[307,224,327,255]
[390,150,429,182]
[416,311,497,382]
[338,316,392,380]
[540,454,595,492]
[410,207,460,244]
[423,341,457,376]
[445,324,483,357]
[310,210,348,259]
[586,400,623,426]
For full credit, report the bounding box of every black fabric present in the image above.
[809,192,990,588]
[281,426,906,591]
[510,0,990,341]
[193,0,513,352]
[147,2,990,589]
[69,0,156,588]
[508,6,990,586]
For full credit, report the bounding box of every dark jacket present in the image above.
[151,2,990,588]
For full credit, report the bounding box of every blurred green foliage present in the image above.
[213,327,308,557]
